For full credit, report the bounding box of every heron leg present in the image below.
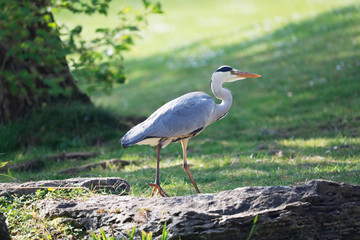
[181,139,201,194]
[147,142,169,197]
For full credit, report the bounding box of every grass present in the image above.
[90,221,168,240]
[1,187,169,240]
[0,103,124,153]
[0,189,92,239]
[89,1,360,196]
[1,0,359,194]
[1,0,360,238]
[1,0,359,193]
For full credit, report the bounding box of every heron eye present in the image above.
[216,66,233,72]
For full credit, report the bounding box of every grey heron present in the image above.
[120,65,261,197]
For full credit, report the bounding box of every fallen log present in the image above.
[33,179,360,240]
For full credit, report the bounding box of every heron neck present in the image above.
[210,79,233,124]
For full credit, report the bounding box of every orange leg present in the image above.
[147,142,169,197]
[181,139,200,194]
[146,182,169,197]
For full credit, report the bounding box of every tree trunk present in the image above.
[0,0,90,124]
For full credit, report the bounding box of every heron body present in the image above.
[121,92,214,148]
[120,65,261,196]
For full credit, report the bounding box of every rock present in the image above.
[0,177,130,197]
[35,179,360,239]
[0,213,11,240]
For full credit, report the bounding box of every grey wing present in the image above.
[120,92,215,147]
[149,92,215,138]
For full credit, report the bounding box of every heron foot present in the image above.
[146,182,169,197]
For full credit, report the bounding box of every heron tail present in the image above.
[119,136,132,148]
[120,132,147,148]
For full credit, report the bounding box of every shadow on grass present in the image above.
[0,103,121,153]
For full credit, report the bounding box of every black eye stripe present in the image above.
[216,66,233,72]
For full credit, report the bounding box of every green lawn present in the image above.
[1,0,360,199]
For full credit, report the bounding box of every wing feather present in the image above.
[120,92,215,147]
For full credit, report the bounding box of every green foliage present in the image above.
[0,0,162,98]
[0,162,16,180]
[1,1,359,238]
[91,228,115,240]
[1,188,171,240]
[0,161,7,168]
[1,1,359,194]
[59,0,163,93]
[90,224,168,240]
[128,226,136,240]
[0,189,91,239]
[246,215,259,240]
[89,2,360,196]
[161,222,169,240]
[0,1,67,97]
[141,230,153,240]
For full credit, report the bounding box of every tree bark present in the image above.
[0,0,90,124]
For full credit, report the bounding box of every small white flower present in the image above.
[106,48,114,56]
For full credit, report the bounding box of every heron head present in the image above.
[212,65,261,83]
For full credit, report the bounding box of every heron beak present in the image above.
[236,71,262,78]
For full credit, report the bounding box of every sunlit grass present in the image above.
[123,0,358,57]
[280,137,358,148]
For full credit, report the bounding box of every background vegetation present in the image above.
[1,0,360,238]
[1,0,359,197]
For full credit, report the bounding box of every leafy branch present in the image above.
[0,0,163,98]
[55,0,164,93]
